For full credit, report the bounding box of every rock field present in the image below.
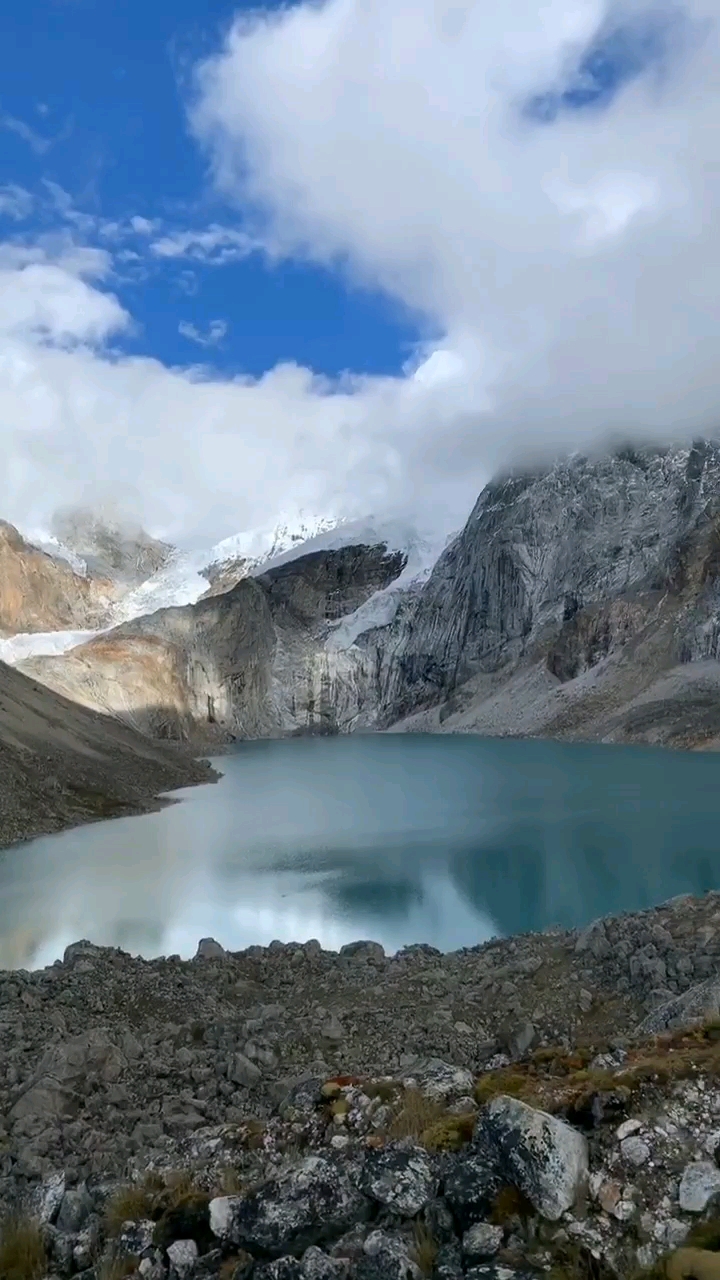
[6,894,720,1278]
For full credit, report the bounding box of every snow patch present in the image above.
[0,630,98,665]
[325,527,454,651]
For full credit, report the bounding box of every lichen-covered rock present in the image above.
[634,978,720,1038]
[356,1229,421,1280]
[358,1144,438,1216]
[461,1224,503,1261]
[210,1157,371,1256]
[678,1161,720,1213]
[473,1095,588,1220]
[443,1149,501,1228]
[165,1238,199,1277]
[399,1059,475,1103]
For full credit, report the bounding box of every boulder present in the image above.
[210,1156,371,1256]
[633,977,720,1038]
[473,1095,588,1221]
[358,1144,438,1217]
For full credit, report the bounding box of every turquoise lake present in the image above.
[2,734,720,969]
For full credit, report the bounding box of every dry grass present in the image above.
[411,1222,438,1277]
[0,1216,47,1280]
[104,1184,155,1237]
[489,1185,536,1227]
[96,1258,139,1280]
[387,1087,476,1151]
[472,1021,720,1116]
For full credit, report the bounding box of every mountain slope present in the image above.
[383,440,720,746]
[0,659,215,848]
[20,544,408,740]
[0,521,118,637]
[20,440,720,751]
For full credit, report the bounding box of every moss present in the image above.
[475,1072,534,1105]
[0,1216,47,1280]
[421,1111,476,1152]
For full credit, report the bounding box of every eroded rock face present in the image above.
[23,440,720,751]
[21,544,407,741]
[0,520,117,634]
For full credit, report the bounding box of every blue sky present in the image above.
[0,0,422,378]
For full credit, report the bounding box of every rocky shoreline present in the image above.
[5,894,720,1278]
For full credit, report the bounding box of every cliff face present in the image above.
[0,521,118,635]
[383,440,720,746]
[21,545,407,741]
[22,441,720,749]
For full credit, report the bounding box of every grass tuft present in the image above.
[0,1216,47,1280]
[104,1185,155,1237]
[411,1222,438,1277]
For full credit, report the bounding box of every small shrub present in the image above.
[0,1216,47,1280]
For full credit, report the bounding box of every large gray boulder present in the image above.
[633,976,720,1038]
[209,1156,371,1256]
[358,1144,438,1217]
[473,1095,588,1221]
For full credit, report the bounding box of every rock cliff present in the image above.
[20,545,407,741]
[21,440,720,748]
[0,521,118,636]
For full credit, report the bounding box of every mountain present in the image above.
[50,507,174,586]
[0,520,118,640]
[383,440,720,747]
[0,658,214,847]
[19,440,720,750]
[19,543,409,740]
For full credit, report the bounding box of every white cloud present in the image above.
[150,224,262,263]
[188,0,720,472]
[0,239,476,546]
[1,112,51,155]
[4,0,720,552]
[0,184,33,222]
[178,318,228,347]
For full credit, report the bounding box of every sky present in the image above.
[1,0,719,545]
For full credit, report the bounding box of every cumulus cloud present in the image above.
[190,0,720,474]
[0,237,475,546]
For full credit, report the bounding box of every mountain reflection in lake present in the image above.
[2,734,720,969]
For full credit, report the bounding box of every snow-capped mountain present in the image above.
[108,512,437,625]
[0,511,446,665]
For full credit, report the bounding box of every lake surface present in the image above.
[2,734,720,969]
